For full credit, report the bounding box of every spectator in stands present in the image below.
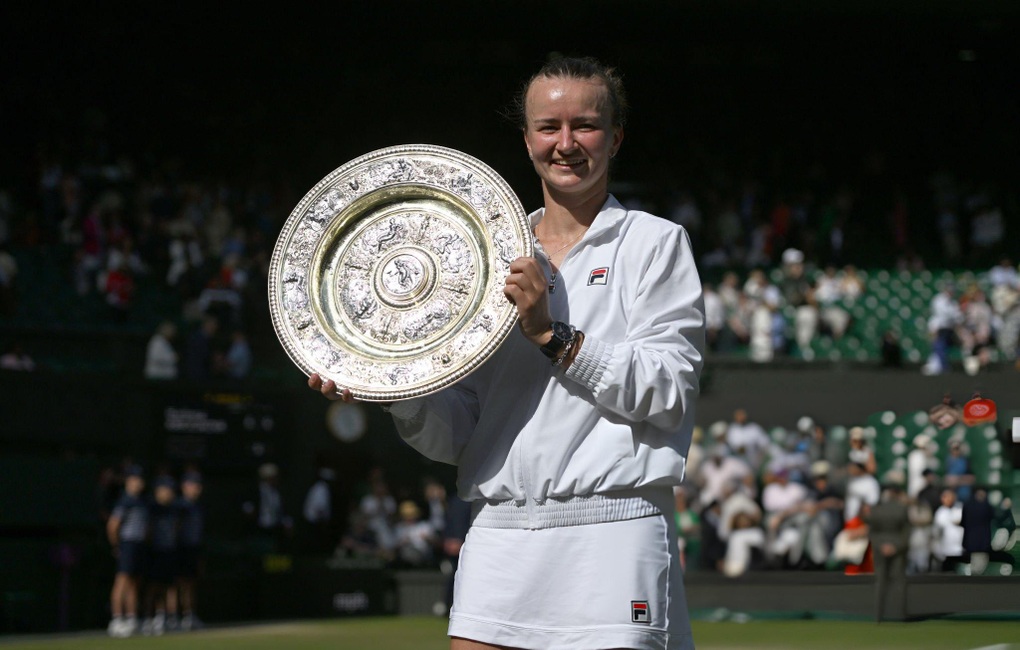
[958,286,994,375]
[943,439,974,502]
[839,265,865,303]
[104,258,135,321]
[907,467,943,573]
[813,265,851,342]
[698,444,753,509]
[224,330,252,379]
[674,486,701,571]
[833,501,873,575]
[717,480,765,577]
[142,476,180,636]
[725,408,770,472]
[779,248,819,357]
[340,511,385,560]
[183,316,219,380]
[176,471,205,632]
[847,427,877,475]
[806,420,845,471]
[144,322,179,380]
[302,467,338,554]
[762,468,811,566]
[242,462,292,552]
[764,429,812,485]
[906,434,937,499]
[743,268,784,361]
[423,478,447,538]
[359,472,397,553]
[107,465,147,637]
[723,291,754,353]
[702,283,725,351]
[932,488,965,572]
[393,500,437,567]
[717,271,741,313]
[844,461,880,524]
[803,461,844,566]
[990,271,1020,365]
[923,282,962,376]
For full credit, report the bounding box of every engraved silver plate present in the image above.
[268,144,532,401]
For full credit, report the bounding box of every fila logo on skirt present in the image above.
[631,600,650,624]
[588,267,609,286]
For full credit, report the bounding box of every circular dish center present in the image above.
[375,248,435,307]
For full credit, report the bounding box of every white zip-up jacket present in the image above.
[388,195,705,527]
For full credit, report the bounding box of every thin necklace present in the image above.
[535,227,588,293]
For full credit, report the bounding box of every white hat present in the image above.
[913,434,931,449]
[849,426,866,441]
[811,460,831,477]
[782,248,805,265]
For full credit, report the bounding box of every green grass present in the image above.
[2,617,1019,650]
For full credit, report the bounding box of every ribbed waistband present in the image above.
[470,487,674,530]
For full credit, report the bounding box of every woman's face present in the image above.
[523,76,623,200]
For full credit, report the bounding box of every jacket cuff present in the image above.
[564,336,611,393]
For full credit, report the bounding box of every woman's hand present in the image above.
[308,373,357,403]
[503,257,552,348]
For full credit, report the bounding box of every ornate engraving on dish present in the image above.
[268,145,531,401]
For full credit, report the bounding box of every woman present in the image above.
[311,56,704,650]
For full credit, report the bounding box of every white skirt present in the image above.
[448,513,693,650]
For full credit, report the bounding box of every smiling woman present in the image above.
[311,55,706,650]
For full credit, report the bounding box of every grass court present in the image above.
[2,617,1019,650]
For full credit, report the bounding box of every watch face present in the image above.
[551,321,572,342]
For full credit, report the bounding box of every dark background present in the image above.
[3,1,1017,218]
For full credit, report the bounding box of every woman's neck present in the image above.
[538,185,608,236]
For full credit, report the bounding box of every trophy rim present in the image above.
[268,144,531,401]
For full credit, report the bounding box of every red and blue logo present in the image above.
[588,267,609,286]
[631,601,650,623]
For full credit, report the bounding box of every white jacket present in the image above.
[389,196,705,525]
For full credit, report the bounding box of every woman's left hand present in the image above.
[503,257,552,348]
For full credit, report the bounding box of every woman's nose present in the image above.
[557,127,575,150]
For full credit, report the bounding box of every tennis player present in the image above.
[312,55,705,650]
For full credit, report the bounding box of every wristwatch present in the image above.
[540,321,576,360]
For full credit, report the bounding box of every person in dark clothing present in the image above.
[698,500,727,572]
[867,477,911,622]
[176,472,205,631]
[962,487,995,574]
[107,465,148,637]
[916,469,942,513]
[142,476,180,635]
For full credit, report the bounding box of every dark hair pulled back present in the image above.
[511,55,628,130]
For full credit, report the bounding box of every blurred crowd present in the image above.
[2,150,284,381]
[701,249,866,362]
[922,261,1020,376]
[0,144,1015,378]
[240,462,467,574]
[674,408,1016,579]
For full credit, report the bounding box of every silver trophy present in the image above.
[268,145,532,401]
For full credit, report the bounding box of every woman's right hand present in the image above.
[308,373,357,403]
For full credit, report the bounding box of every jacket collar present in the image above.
[527,194,627,245]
